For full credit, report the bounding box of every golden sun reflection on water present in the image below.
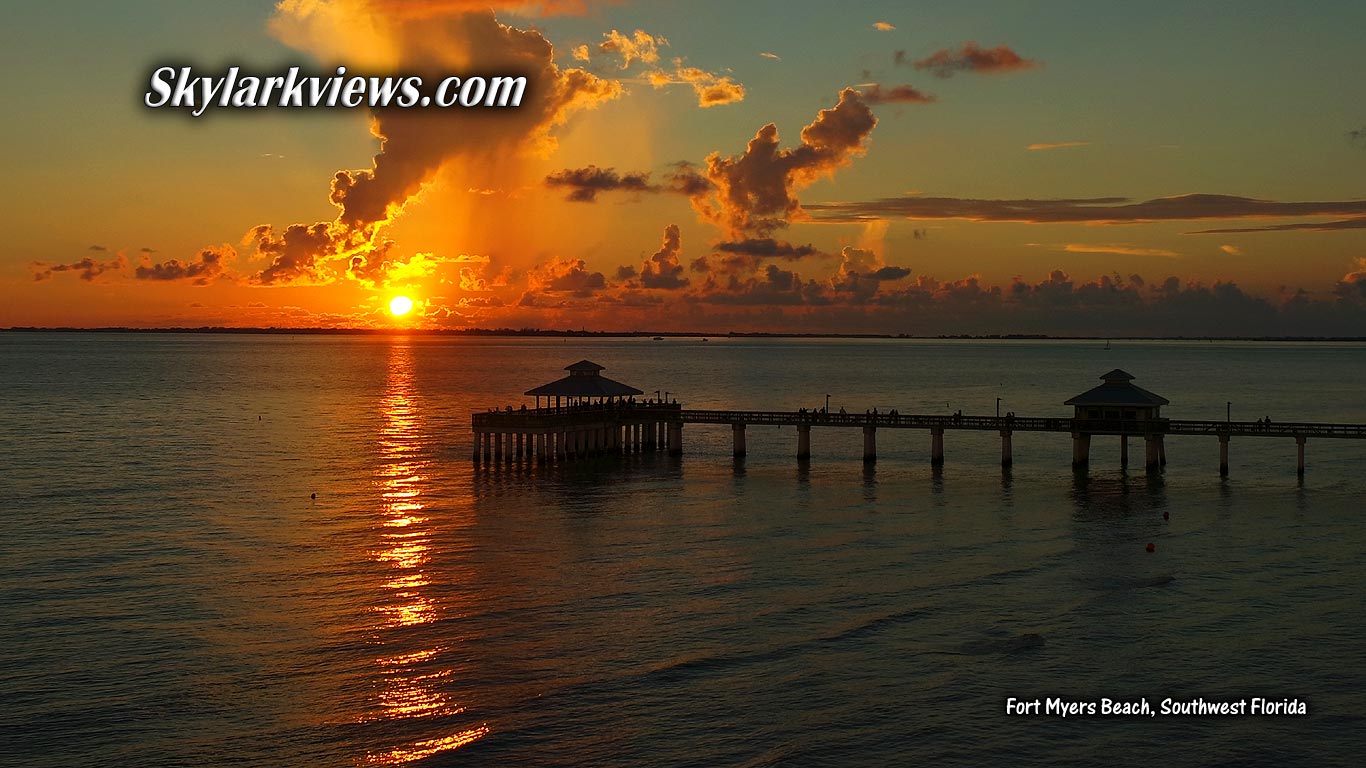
[358,343,487,764]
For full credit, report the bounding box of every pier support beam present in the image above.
[1145,435,1163,472]
[1296,436,1306,477]
[1071,432,1090,469]
[863,426,877,464]
[1219,434,1229,476]
[732,423,747,458]
[516,433,524,459]
[930,427,944,466]
[536,433,546,464]
[1000,429,1013,468]
[472,431,483,462]
[556,431,566,461]
[668,423,683,457]
[494,432,504,463]
[1120,435,1128,468]
[797,425,811,460]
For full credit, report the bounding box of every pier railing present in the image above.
[675,411,1366,439]
[473,402,680,429]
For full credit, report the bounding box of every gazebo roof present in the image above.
[1065,369,1169,408]
[525,360,644,398]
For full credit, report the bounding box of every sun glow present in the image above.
[389,296,414,316]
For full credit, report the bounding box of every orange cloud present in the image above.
[695,88,877,237]
[355,0,605,19]
[647,63,746,108]
[246,4,623,287]
[1064,243,1179,258]
[1027,141,1089,151]
[872,22,895,31]
[598,28,666,68]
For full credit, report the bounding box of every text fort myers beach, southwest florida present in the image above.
[1005,697,1308,717]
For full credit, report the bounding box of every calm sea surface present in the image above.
[2,333,1365,767]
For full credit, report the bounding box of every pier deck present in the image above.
[471,365,1363,477]
[675,410,1366,439]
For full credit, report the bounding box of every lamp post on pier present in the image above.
[1227,401,1231,423]
[826,394,831,413]
[997,397,1002,418]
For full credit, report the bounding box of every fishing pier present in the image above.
[470,362,1366,477]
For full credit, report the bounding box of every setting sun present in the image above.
[389,296,414,317]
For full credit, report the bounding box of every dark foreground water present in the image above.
[2,334,1365,767]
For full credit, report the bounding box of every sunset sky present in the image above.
[4,0,1365,335]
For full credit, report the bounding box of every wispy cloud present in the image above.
[859,83,936,105]
[872,21,896,31]
[31,252,128,282]
[1027,141,1089,151]
[544,164,708,201]
[1189,217,1366,234]
[805,193,1366,227]
[1064,243,1179,258]
[135,245,236,285]
[647,64,746,107]
[760,51,781,61]
[914,42,1039,78]
[1219,244,1243,255]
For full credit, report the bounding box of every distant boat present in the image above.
[653,336,664,341]
[1104,339,1112,350]
[701,338,709,342]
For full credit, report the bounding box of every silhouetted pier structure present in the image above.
[472,361,682,463]
[471,364,1366,477]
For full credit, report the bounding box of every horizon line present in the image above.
[3,326,1366,343]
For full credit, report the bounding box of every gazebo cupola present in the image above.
[524,360,644,409]
[1064,369,1169,422]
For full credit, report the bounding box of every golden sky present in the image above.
[3,0,1365,335]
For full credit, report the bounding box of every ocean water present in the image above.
[2,333,1365,767]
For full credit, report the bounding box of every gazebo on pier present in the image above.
[525,360,644,409]
[1065,369,1169,422]
[471,360,680,465]
[1064,369,1171,470]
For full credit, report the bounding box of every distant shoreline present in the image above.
[3,327,1364,342]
